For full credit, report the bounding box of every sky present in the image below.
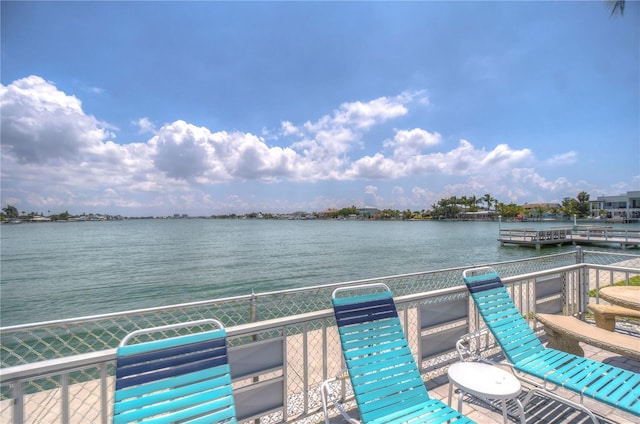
[1,1,639,216]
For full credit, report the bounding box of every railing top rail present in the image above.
[584,249,640,259]
[0,292,255,332]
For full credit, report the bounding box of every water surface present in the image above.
[0,219,628,325]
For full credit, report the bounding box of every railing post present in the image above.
[61,374,69,424]
[574,249,589,320]
[101,363,109,424]
[575,246,584,264]
[250,291,258,323]
[249,291,260,423]
[580,266,590,319]
[13,381,23,424]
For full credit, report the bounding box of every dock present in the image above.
[498,226,640,249]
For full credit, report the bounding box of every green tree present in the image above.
[482,194,496,211]
[3,205,18,218]
[468,195,480,212]
[334,206,358,218]
[498,202,524,219]
[562,197,579,218]
[431,196,461,219]
[380,208,400,219]
[576,191,590,218]
[50,211,72,221]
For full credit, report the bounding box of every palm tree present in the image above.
[469,195,479,209]
[482,194,496,211]
[608,0,625,16]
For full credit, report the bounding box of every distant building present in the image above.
[589,191,640,222]
[358,206,379,217]
[30,216,51,222]
[460,210,499,220]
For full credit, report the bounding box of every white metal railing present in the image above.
[1,259,639,423]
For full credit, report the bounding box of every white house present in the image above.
[589,191,640,222]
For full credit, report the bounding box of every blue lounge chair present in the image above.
[462,266,640,423]
[112,319,237,423]
[322,283,475,424]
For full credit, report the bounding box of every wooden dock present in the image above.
[498,226,640,249]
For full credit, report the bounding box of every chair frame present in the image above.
[322,283,474,424]
[461,266,640,424]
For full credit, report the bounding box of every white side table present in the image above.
[447,361,525,424]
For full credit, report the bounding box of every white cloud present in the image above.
[280,120,299,136]
[363,185,380,207]
[332,95,408,130]
[364,185,378,195]
[0,75,114,164]
[135,117,156,134]
[148,121,303,183]
[344,139,533,181]
[346,153,403,180]
[150,121,216,180]
[546,151,578,166]
[481,143,532,167]
[87,86,105,95]
[296,92,421,163]
[385,128,442,160]
[432,141,532,175]
[1,75,622,215]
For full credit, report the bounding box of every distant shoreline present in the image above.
[2,216,637,224]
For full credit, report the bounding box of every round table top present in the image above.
[599,286,640,311]
[448,362,521,399]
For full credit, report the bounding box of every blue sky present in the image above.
[1,1,638,216]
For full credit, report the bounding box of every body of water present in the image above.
[0,218,632,326]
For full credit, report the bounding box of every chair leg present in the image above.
[515,399,526,424]
[321,378,360,424]
[501,399,508,424]
[321,380,332,424]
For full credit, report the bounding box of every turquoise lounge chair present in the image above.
[462,266,640,423]
[322,283,475,424]
[112,319,237,423]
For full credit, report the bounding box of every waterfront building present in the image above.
[357,206,379,217]
[589,191,640,222]
[459,209,498,220]
[29,216,51,222]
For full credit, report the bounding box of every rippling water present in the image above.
[0,218,627,326]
